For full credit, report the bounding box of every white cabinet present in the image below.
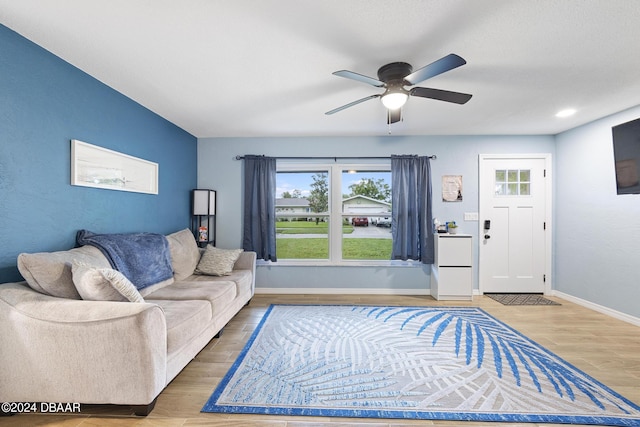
[431,234,473,301]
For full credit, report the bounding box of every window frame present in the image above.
[270,161,420,267]
[494,168,532,197]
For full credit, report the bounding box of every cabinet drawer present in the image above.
[437,267,472,296]
[436,236,472,266]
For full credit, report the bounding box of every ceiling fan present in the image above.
[325,53,472,124]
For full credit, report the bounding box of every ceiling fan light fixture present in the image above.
[328,54,471,121]
[381,90,408,110]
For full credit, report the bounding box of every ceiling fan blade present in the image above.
[333,70,385,87]
[404,53,467,86]
[410,87,472,104]
[387,108,402,124]
[325,94,381,115]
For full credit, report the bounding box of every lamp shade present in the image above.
[192,189,216,215]
[381,91,408,110]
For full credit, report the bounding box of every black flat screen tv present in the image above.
[612,117,640,195]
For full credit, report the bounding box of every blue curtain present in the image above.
[242,155,277,261]
[391,155,434,263]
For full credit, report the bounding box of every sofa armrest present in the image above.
[233,251,256,272]
[0,282,167,405]
[233,251,256,294]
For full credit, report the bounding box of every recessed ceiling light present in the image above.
[556,108,577,118]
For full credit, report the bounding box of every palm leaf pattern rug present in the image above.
[202,305,640,426]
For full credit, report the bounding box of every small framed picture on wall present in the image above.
[442,175,463,202]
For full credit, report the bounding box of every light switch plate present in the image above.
[464,212,479,221]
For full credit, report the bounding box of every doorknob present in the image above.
[483,219,491,239]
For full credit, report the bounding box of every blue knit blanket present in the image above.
[76,230,173,290]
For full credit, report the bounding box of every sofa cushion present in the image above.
[195,246,243,276]
[17,246,110,299]
[149,299,212,356]
[166,229,201,281]
[138,276,175,298]
[145,279,237,314]
[220,269,253,296]
[71,261,145,303]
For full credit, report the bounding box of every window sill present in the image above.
[256,259,423,268]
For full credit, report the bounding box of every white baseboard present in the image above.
[552,290,640,327]
[255,287,431,296]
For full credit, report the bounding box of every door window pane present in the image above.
[496,169,531,196]
[519,170,530,195]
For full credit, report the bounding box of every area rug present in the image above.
[485,293,561,306]
[202,305,640,426]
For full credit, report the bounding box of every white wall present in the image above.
[555,105,640,318]
[198,135,554,293]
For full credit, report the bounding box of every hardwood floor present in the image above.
[4,294,639,426]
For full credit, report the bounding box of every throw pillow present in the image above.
[71,261,145,303]
[166,228,201,281]
[195,246,243,277]
[17,245,111,299]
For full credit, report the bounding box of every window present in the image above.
[275,170,329,259]
[276,163,392,263]
[495,169,530,196]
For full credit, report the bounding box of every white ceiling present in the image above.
[1,1,639,138]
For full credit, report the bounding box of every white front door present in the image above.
[478,154,551,294]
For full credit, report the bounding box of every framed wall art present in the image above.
[71,139,158,194]
[442,175,463,202]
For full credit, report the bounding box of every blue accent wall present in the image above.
[0,24,197,283]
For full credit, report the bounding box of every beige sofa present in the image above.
[0,229,255,415]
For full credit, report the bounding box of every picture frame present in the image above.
[71,139,158,194]
[442,175,463,202]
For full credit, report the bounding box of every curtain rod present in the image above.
[234,154,436,161]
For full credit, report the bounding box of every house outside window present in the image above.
[275,197,311,221]
[276,163,394,264]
